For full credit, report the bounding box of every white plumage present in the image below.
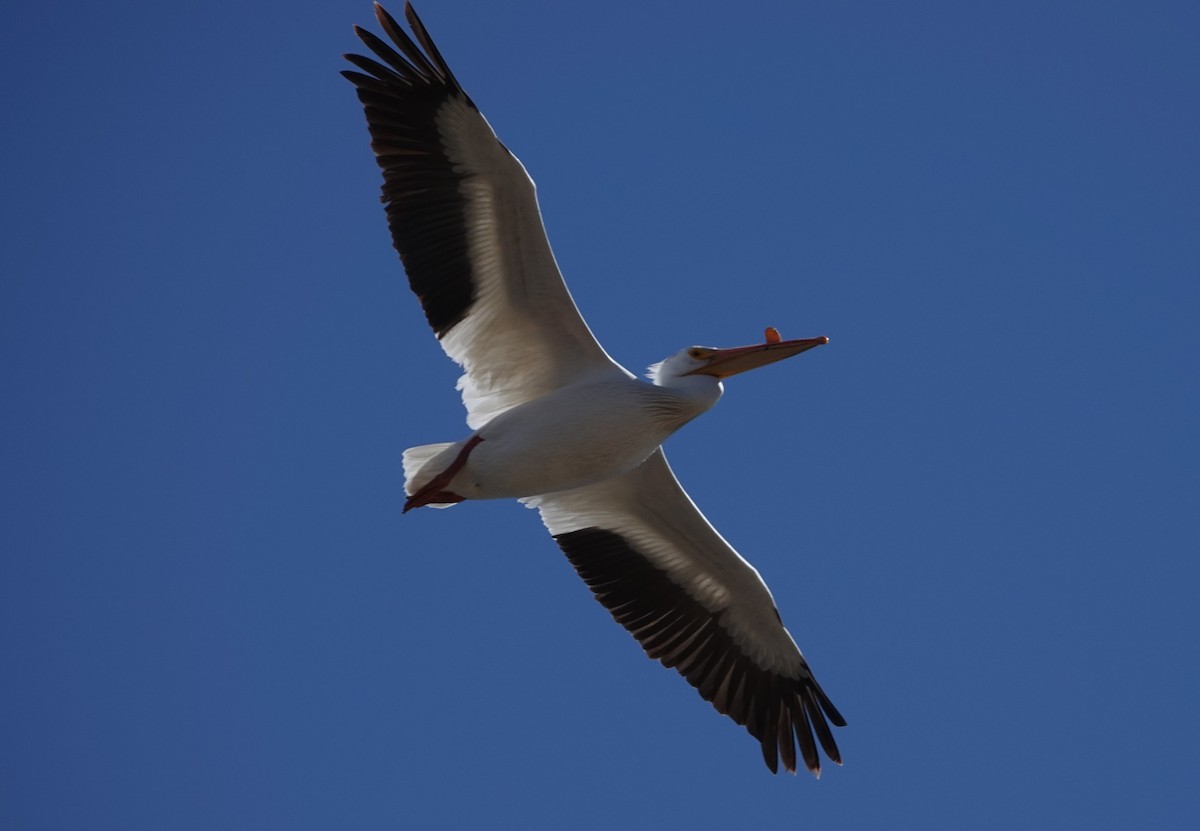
[344,2,844,775]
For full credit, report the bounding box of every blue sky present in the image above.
[2,0,1197,827]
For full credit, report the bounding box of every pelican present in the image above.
[342,2,845,775]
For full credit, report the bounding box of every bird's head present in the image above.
[649,327,829,390]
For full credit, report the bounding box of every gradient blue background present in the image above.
[3,1,1197,827]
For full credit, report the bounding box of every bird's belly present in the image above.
[450,388,675,499]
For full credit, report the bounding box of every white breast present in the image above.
[450,377,698,500]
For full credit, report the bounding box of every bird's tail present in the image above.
[401,441,462,508]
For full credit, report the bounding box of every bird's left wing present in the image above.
[342,3,628,429]
[524,450,845,775]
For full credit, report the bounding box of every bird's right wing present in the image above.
[524,449,845,775]
[343,3,628,429]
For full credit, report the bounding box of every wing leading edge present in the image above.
[343,2,626,429]
[528,450,845,774]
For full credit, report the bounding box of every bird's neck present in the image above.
[649,375,724,431]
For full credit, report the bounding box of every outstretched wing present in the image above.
[343,3,627,429]
[526,449,845,775]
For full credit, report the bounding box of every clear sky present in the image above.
[2,0,1197,828]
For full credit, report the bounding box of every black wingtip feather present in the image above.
[815,681,848,728]
[792,696,820,775]
[403,2,466,93]
[553,527,845,776]
[343,3,480,337]
[778,701,798,775]
[761,728,780,774]
[372,4,440,83]
[353,27,426,82]
[806,687,843,764]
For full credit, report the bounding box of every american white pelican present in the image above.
[343,2,845,776]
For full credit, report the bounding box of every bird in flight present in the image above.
[342,2,845,775]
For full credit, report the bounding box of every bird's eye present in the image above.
[688,348,707,360]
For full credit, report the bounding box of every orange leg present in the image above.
[403,435,483,513]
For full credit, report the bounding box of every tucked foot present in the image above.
[402,435,483,513]
[403,490,466,511]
